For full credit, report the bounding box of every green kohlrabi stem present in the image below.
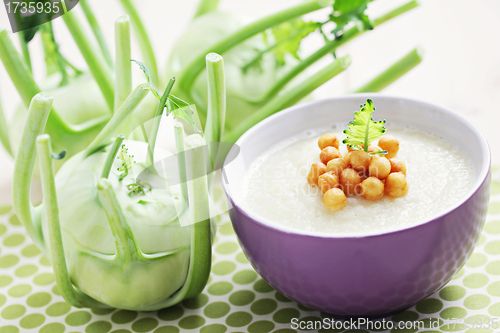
[174,123,188,201]
[193,0,220,19]
[18,32,32,73]
[140,135,211,311]
[178,0,332,92]
[114,16,132,112]
[79,0,113,66]
[13,10,32,72]
[118,0,158,86]
[183,135,211,299]
[38,134,110,308]
[0,30,40,106]
[254,0,420,103]
[40,22,76,84]
[13,93,53,250]
[371,0,420,26]
[0,82,12,156]
[333,0,420,49]
[0,31,98,134]
[157,135,211,308]
[84,84,150,157]
[62,9,115,110]
[204,53,225,165]
[101,135,125,179]
[36,134,82,307]
[242,21,323,73]
[40,25,59,77]
[353,47,423,93]
[146,78,175,166]
[225,55,351,143]
[98,178,138,263]
[256,38,343,103]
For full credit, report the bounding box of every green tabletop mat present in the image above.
[0,168,499,333]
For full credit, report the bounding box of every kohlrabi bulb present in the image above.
[10,74,159,172]
[40,140,192,310]
[14,48,224,312]
[167,11,294,132]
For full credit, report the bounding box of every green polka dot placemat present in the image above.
[0,168,499,333]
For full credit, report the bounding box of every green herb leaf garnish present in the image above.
[342,99,386,154]
[131,59,161,99]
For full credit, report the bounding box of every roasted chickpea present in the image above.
[360,177,384,201]
[318,133,339,150]
[320,146,341,165]
[323,188,347,212]
[390,158,407,176]
[318,172,340,194]
[379,135,399,159]
[369,156,391,179]
[340,168,362,195]
[349,150,370,172]
[385,172,408,198]
[344,151,351,166]
[326,158,347,176]
[357,170,369,181]
[307,162,326,186]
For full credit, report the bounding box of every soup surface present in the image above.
[242,125,475,234]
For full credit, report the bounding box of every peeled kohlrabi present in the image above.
[12,52,226,310]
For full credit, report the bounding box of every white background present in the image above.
[0,0,499,204]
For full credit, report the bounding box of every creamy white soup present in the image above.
[242,125,475,234]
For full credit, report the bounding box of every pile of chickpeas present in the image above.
[306,133,408,212]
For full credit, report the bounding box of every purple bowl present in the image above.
[222,94,491,318]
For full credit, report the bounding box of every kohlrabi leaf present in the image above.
[166,94,189,114]
[167,96,200,132]
[242,19,318,72]
[342,99,386,152]
[331,0,373,38]
[131,59,161,99]
[132,60,199,132]
[270,19,318,66]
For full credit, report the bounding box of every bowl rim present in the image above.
[223,93,491,239]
